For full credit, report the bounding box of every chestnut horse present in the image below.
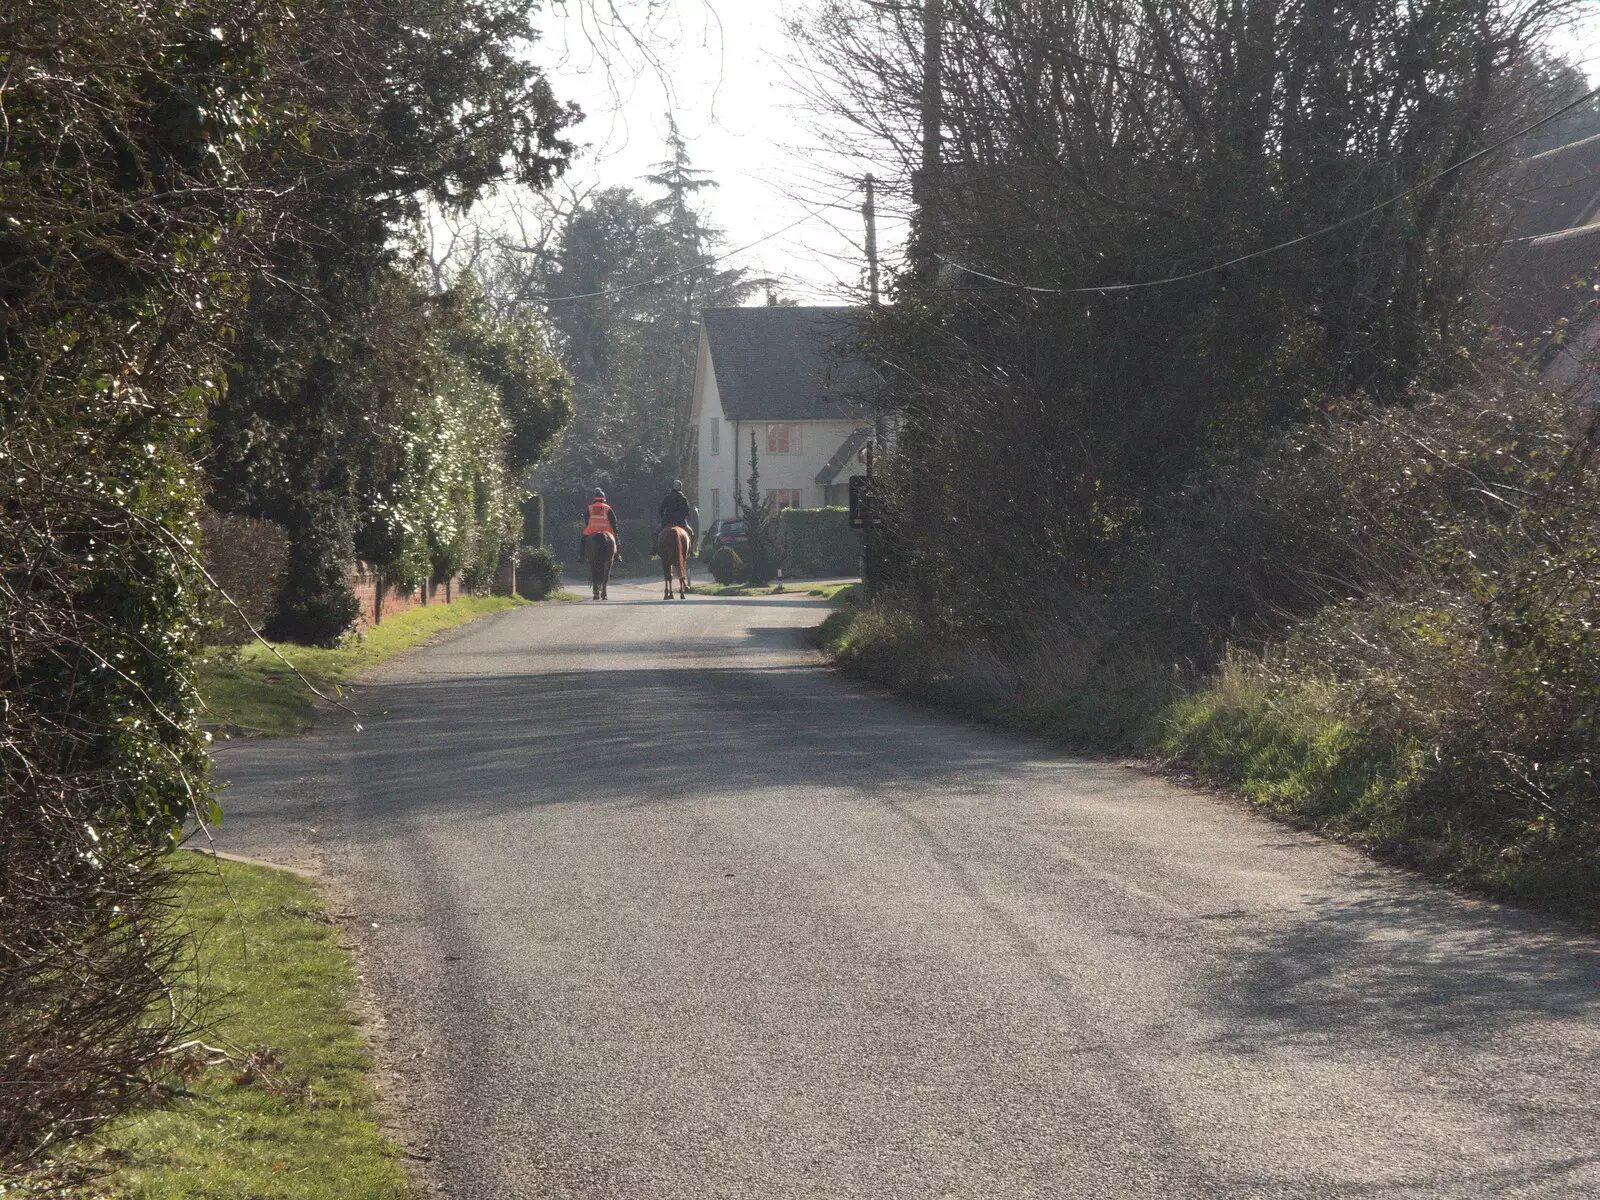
[585,531,617,600]
[656,524,691,600]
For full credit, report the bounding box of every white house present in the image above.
[689,306,877,528]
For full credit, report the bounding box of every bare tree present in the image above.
[788,0,1582,635]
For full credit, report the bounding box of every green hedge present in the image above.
[779,507,860,578]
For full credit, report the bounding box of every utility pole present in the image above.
[910,0,943,284]
[862,173,880,306]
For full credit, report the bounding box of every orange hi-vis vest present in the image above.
[583,501,615,536]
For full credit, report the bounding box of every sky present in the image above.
[525,0,899,304]
[522,0,1600,307]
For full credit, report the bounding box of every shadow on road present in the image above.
[1197,885,1600,1052]
[342,660,1044,821]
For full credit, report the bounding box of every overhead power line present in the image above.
[525,189,859,304]
[937,84,1600,297]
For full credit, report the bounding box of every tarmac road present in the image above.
[211,578,1600,1199]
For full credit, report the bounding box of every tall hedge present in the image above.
[779,507,861,578]
[1,0,258,1160]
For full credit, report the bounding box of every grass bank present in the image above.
[818,603,1599,930]
[49,857,410,1199]
[198,594,531,735]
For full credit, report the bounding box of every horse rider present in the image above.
[578,488,620,564]
[657,479,696,544]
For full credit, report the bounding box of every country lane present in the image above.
[209,578,1600,1200]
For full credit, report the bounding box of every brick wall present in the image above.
[349,562,463,628]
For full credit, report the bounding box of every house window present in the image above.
[710,488,720,523]
[768,489,802,510]
[765,423,802,455]
[710,417,720,455]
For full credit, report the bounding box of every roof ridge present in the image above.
[700,306,877,423]
[1520,129,1600,168]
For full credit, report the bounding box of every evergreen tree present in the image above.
[209,0,576,644]
[522,133,760,526]
[740,429,775,585]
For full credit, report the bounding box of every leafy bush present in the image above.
[1,0,577,1164]
[710,547,744,585]
[778,507,860,577]
[516,546,562,600]
[199,510,291,646]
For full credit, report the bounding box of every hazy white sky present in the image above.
[529,0,1600,306]
[532,0,900,304]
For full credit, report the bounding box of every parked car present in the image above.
[701,518,748,559]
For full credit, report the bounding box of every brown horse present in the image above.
[656,524,691,600]
[585,531,617,600]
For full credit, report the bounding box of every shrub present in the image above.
[778,507,860,578]
[710,547,744,585]
[516,545,562,600]
[1,810,193,1164]
[199,510,291,645]
[821,371,1600,923]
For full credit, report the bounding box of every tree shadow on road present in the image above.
[339,659,1057,822]
[1195,883,1600,1054]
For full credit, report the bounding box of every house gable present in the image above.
[691,306,877,523]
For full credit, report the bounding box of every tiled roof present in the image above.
[702,306,878,422]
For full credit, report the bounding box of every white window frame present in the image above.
[710,417,720,455]
[765,423,803,456]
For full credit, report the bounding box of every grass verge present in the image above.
[198,594,527,735]
[57,857,410,1199]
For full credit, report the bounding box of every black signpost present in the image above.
[848,474,869,529]
[850,442,878,594]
